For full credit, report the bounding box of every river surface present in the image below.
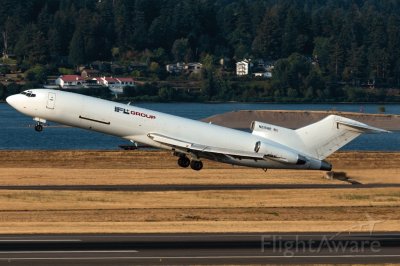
[0,102,399,151]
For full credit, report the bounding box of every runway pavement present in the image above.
[0,233,399,265]
[0,183,399,191]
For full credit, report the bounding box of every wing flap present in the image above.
[147,133,264,160]
[147,133,193,148]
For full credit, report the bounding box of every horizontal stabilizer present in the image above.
[336,120,390,134]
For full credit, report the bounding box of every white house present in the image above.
[184,63,203,74]
[239,59,274,78]
[116,77,135,86]
[94,76,135,94]
[100,77,118,87]
[236,59,252,76]
[253,72,272,78]
[55,75,85,88]
[166,62,203,74]
[56,75,134,94]
[166,62,185,74]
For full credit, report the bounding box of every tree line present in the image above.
[0,0,400,102]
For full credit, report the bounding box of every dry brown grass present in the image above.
[0,150,398,233]
[1,221,399,234]
[0,187,399,211]
[0,168,398,186]
[0,168,346,186]
[1,150,399,169]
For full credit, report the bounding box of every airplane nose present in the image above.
[6,95,17,107]
[6,94,23,110]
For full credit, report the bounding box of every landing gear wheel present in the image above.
[177,156,190,168]
[190,160,203,171]
[35,123,43,132]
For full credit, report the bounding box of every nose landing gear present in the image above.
[34,123,43,132]
[33,118,46,132]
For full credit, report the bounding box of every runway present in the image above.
[0,233,399,265]
[0,183,399,191]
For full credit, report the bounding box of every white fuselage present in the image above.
[6,89,330,170]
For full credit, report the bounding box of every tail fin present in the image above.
[296,115,389,159]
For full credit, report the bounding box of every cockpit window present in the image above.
[20,91,36,97]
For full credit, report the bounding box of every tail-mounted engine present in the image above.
[251,121,306,165]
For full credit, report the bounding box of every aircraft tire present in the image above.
[35,124,43,132]
[177,156,190,168]
[190,160,203,171]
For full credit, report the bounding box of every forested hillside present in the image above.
[1,0,400,102]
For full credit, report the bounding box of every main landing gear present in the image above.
[190,160,203,171]
[34,122,43,132]
[177,155,190,168]
[177,155,203,171]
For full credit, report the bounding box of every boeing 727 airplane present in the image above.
[6,89,388,171]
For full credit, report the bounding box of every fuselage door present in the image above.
[46,92,56,109]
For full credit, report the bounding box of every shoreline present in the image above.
[203,110,400,130]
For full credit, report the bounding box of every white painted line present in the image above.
[0,240,81,242]
[0,250,138,254]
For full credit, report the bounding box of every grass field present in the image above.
[0,150,398,233]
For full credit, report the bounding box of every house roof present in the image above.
[59,75,84,82]
[102,77,118,82]
[116,77,134,82]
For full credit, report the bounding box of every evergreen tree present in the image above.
[386,14,400,84]
[0,0,399,99]
[171,38,192,62]
[14,24,48,65]
[252,7,282,59]
[68,28,85,66]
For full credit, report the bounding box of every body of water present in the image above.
[0,102,399,151]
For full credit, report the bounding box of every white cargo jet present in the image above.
[6,89,388,171]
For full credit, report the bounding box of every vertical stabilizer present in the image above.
[295,115,388,159]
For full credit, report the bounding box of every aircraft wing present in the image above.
[147,133,265,160]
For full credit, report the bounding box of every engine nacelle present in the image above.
[254,140,307,165]
[250,120,295,140]
[250,121,276,132]
[251,121,307,165]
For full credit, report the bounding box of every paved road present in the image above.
[0,233,399,265]
[0,183,399,191]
